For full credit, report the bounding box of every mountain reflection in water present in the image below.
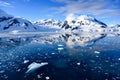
[0,32,120,80]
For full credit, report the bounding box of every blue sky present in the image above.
[0,0,120,25]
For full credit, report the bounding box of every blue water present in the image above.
[0,32,120,80]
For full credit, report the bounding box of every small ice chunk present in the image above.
[94,51,100,54]
[45,76,50,80]
[3,75,8,79]
[51,53,55,55]
[77,62,81,65]
[118,58,120,60]
[16,69,21,72]
[11,30,19,34]
[58,44,64,47]
[26,62,48,74]
[58,47,64,51]
[0,70,5,73]
[23,60,29,64]
[37,74,41,79]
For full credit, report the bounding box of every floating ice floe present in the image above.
[118,58,120,60]
[58,47,64,51]
[26,62,48,74]
[23,60,29,64]
[77,62,81,66]
[94,51,100,54]
[16,69,21,72]
[45,76,50,80]
[0,70,5,73]
[51,53,55,55]
[10,30,19,34]
[58,44,64,47]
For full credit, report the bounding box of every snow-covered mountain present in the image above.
[34,18,61,28]
[106,24,120,32]
[0,9,38,32]
[61,14,107,32]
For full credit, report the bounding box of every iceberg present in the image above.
[26,62,48,74]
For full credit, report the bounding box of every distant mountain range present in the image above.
[0,9,119,33]
[34,18,61,28]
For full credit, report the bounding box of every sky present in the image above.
[0,0,120,25]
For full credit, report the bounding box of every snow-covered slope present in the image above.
[0,9,38,32]
[61,14,107,32]
[107,24,120,32]
[34,18,61,29]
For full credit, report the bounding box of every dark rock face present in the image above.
[61,21,71,29]
[0,17,13,22]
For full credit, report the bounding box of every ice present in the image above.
[94,51,100,54]
[10,30,19,34]
[37,74,41,79]
[58,47,64,51]
[58,44,64,47]
[45,76,50,80]
[26,62,48,74]
[16,69,21,72]
[23,60,29,64]
[77,62,81,66]
[0,70,5,73]
[118,58,120,60]
[51,53,55,55]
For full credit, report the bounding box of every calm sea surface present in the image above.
[0,32,120,80]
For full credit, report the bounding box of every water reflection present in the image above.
[61,32,106,48]
[0,32,120,80]
[0,32,107,48]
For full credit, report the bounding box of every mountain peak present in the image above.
[62,14,107,30]
[77,15,94,20]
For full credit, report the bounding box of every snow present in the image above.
[34,18,61,29]
[26,62,48,74]
[0,9,61,33]
[62,14,107,32]
[65,14,76,24]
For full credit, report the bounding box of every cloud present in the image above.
[0,0,13,7]
[51,0,120,17]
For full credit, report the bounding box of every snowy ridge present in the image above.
[0,9,37,32]
[34,18,61,29]
[1,9,120,33]
[107,24,120,32]
[0,9,60,33]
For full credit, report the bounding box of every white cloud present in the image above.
[0,0,13,7]
[51,0,120,16]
